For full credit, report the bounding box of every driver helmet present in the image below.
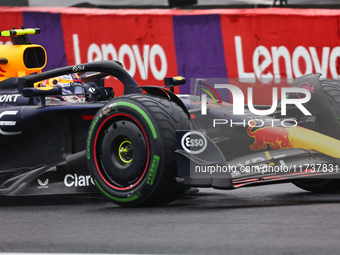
[40,74,86,103]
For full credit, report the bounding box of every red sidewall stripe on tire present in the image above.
[93,113,150,191]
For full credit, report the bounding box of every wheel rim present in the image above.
[94,113,150,190]
[118,139,133,164]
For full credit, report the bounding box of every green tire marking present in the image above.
[115,102,157,139]
[94,179,141,202]
[332,105,340,125]
[86,116,99,160]
[147,154,160,186]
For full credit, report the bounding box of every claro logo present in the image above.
[64,174,95,187]
[72,34,167,80]
[181,131,208,155]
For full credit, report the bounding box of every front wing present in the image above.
[0,151,98,196]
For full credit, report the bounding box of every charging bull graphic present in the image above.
[247,126,293,151]
[0,67,6,77]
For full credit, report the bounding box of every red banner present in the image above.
[220,9,340,104]
[0,8,23,45]
[2,7,340,103]
[61,9,179,95]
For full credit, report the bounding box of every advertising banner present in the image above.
[1,7,340,100]
[220,9,340,104]
[60,9,179,95]
[173,14,227,95]
[0,8,23,45]
[23,11,67,71]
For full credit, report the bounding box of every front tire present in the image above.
[87,94,189,206]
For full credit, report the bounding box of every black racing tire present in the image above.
[293,179,340,193]
[320,79,340,127]
[293,79,340,193]
[86,93,189,206]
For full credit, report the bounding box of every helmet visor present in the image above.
[62,85,85,95]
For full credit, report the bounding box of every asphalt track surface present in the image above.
[0,183,340,254]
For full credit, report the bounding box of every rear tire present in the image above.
[293,179,340,193]
[320,79,340,128]
[87,93,189,206]
[293,79,340,193]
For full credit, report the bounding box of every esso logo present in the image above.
[181,131,207,154]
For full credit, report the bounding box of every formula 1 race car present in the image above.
[1,28,340,207]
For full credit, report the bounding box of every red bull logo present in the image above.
[247,126,293,151]
[0,67,6,77]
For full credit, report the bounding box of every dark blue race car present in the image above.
[1,28,340,207]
